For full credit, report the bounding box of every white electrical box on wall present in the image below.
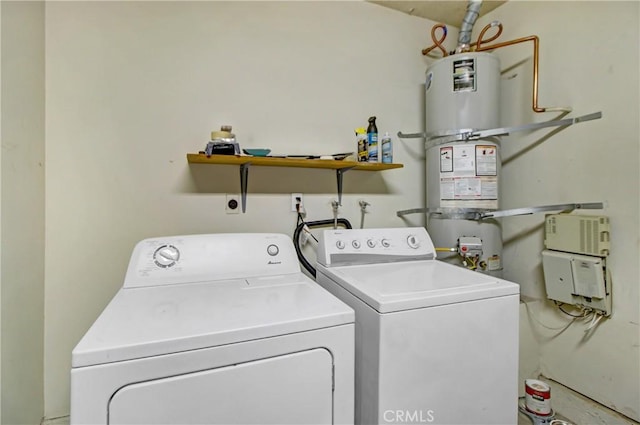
[545,214,610,256]
[542,214,612,316]
[542,250,611,315]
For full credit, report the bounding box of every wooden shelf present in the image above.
[186,153,404,212]
[186,153,403,171]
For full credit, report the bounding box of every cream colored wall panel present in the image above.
[0,3,3,420]
[44,1,435,417]
[1,1,45,424]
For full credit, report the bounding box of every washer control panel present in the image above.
[317,227,436,266]
[123,233,300,288]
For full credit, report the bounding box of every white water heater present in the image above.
[425,52,500,133]
[395,11,604,278]
[424,52,503,275]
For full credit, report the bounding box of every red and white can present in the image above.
[525,379,552,416]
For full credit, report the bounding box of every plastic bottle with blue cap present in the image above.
[381,132,393,163]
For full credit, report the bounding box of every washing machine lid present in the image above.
[72,272,353,368]
[318,260,519,313]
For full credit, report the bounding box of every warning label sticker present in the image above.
[452,145,476,176]
[439,144,498,209]
[440,177,497,200]
[475,145,497,176]
[440,146,453,172]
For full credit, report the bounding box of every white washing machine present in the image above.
[315,227,519,425]
[71,233,354,425]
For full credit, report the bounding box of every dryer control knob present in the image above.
[407,235,420,249]
[352,240,361,249]
[154,245,180,268]
[367,239,376,248]
[267,244,279,256]
[336,240,345,249]
[381,239,391,248]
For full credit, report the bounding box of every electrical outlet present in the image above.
[226,194,240,214]
[291,193,304,212]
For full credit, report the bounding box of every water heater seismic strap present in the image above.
[396,208,481,220]
[478,202,605,219]
[396,131,426,139]
[397,202,605,219]
[454,111,602,140]
[397,111,603,146]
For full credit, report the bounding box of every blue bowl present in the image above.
[243,148,271,157]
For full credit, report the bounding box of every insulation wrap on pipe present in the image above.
[457,0,482,52]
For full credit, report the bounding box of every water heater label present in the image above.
[452,58,476,92]
[439,144,498,209]
[455,178,481,196]
[452,145,475,175]
[440,147,453,172]
[475,145,497,176]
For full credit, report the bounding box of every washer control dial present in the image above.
[267,244,279,256]
[154,245,180,268]
[381,239,391,248]
[336,240,345,249]
[407,235,420,249]
[367,239,376,248]
[352,240,361,249]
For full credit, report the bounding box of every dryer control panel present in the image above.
[123,233,300,288]
[317,227,436,267]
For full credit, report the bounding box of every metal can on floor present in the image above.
[525,379,552,416]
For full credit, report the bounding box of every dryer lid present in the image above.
[317,260,519,313]
[72,272,354,368]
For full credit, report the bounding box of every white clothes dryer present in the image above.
[71,233,354,425]
[315,227,519,425]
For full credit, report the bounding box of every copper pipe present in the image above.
[475,22,503,48]
[422,24,448,57]
[476,35,547,113]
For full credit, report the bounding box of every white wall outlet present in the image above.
[226,194,240,214]
[291,193,304,212]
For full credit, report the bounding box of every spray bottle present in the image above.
[381,132,393,163]
[355,127,368,162]
[367,116,378,163]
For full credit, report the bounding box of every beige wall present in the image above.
[479,1,640,421]
[43,1,436,418]
[1,1,46,424]
[0,2,3,420]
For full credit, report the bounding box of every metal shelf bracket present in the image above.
[240,162,251,213]
[336,166,356,205]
